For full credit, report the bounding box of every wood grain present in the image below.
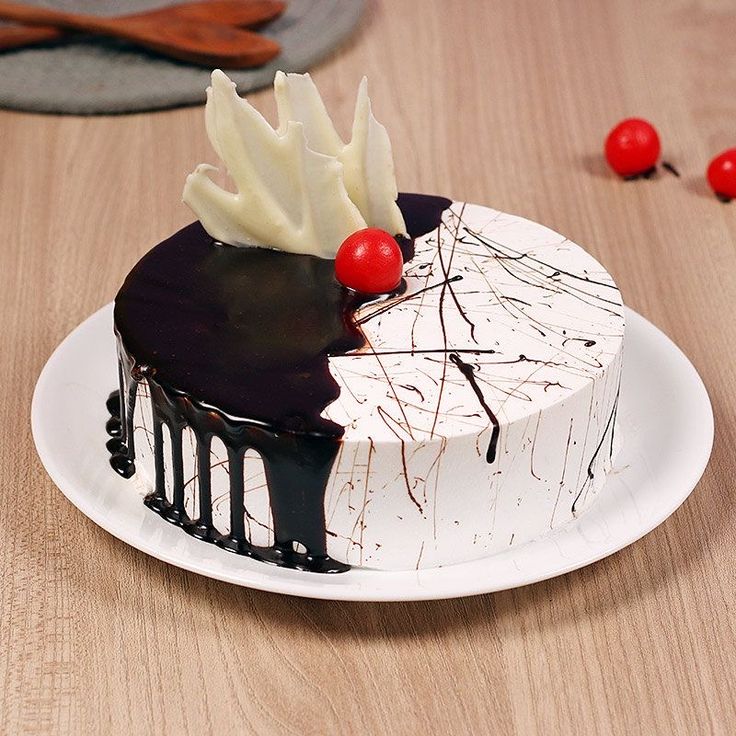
[1,0,735,733]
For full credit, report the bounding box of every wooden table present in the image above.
[2,1,735,733]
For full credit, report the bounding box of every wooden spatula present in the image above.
[0,0,285,52]
[0,0,283,67]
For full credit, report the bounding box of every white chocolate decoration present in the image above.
[183,70,407,259]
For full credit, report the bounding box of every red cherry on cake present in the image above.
[604,118,661,177]
[335,228,403,294]
[707,148,736,201]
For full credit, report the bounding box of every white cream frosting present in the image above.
[183,70,407,259]
[131,201,625,570]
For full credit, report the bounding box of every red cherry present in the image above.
[335,228,403,294]
[605,118,661,177]
[707,148,736,200]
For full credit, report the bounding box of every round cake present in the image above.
[108,193,624,572]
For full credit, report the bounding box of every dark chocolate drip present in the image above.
[448,353,500,464]
[195,436,213,532]
[152,416,166,500]
[106,348,137,479]
[226,446,246,544]
[108,193,452,573]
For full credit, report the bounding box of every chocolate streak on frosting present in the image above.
[448,353,500,464]
[356,275,463,326]
[108,193,452,573]
[571,386,620,515]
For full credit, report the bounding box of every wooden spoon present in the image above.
[0,0,282,67]
[0,0,285,52]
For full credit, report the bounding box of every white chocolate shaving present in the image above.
[183,70,407,259]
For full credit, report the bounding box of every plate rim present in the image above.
[31,304,714,601]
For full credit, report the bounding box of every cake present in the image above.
[106,72,624,573]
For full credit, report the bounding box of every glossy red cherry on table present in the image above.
[605,118,661,177]
[335,228,403,294]
[707,148,736,200]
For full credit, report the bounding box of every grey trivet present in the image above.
[0,0,364,114]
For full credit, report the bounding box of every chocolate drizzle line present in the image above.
[448,353,500,463]
[571,386,620,516]
[107,193,451,573]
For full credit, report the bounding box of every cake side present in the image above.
[109,194,450,573]
[118,198,624,570]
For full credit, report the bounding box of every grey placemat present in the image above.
[0,0,364,114]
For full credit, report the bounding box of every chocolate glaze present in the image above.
[108,193,451,573]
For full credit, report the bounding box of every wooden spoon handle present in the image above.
[0,2,90,27]
[0,1,281,68]
[147,0,286,27]
[0,1,285,53]
[0,0,285,28]
[120,20,281,68]
[0,24,62,50]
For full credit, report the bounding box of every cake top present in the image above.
[114,194,448,439]
[326,200,625,444]
[183,70,406,259]
[115,196,624,447]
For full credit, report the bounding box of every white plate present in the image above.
[32,304,713,601]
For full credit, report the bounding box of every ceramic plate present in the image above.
[32,304,713,601]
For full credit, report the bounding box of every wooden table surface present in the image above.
[2,1,735,733]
